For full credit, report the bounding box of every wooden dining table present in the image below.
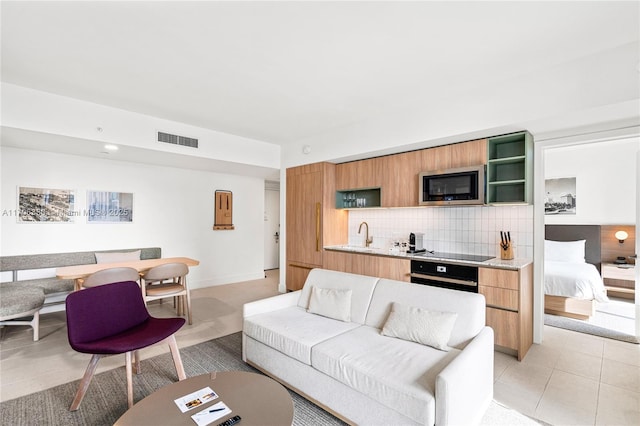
[56,257,200,290]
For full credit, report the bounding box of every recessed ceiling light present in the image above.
[104,144,119,151]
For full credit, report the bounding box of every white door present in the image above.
[264,187,280,270]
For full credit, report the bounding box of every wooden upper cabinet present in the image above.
[380,151,421,207]
[419,144,452,172]
[335,157,380,191]
[418,139,487,173]
[450,139,487,168]
[334,138,488,208]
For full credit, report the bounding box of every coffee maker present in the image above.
[407,232,426,253]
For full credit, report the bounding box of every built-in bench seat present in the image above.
[0,247,161,314]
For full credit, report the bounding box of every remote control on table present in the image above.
[217,415,241,426]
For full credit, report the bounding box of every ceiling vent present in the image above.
[157,131,199,148]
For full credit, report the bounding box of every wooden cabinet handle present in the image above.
[316,202,321,252]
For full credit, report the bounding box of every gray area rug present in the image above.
[544,313,639,344]
[1,332,545,426]
[0,332,345,426]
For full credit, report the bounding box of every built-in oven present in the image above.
[410,259,479,293]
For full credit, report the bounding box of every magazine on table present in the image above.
[173,386,219,413]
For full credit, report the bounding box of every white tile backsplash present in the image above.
[348,205,534,259]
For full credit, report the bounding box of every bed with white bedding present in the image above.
[543,233,608,320]
[544,261,609,303]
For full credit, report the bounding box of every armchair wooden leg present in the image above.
[32,311,40,342]
[70,354,103,411]
[133,350,141,374]
[125,351,134,408]
[185,290,193,326]
[167,334,186,380]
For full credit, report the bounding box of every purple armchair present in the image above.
[66,280,186,411]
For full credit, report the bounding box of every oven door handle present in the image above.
[409,273,478,287]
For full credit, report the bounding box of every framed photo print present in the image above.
[545,177,576,215]
[86,191,134,223]
[18,187,76,222]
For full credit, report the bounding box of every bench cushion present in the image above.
[311,325,460,425]
[0,286,45,318]
[12,278,75,294]
[243,306,359,365]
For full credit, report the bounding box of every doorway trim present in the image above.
[533,123,640,343]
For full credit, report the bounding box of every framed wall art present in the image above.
[86,190,134,223]
[17,186,76,222]
[545,177,576,215]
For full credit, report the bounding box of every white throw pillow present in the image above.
[307,286,352,322]
[95,250,141,264]
[381,302,458,351]
[544,239,586,263]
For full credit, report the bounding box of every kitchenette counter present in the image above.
[323,245,532,270]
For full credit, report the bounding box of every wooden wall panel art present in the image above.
[213,190,234,230]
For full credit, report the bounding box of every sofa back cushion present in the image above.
[365,279,485,348]
[298,269,379,325]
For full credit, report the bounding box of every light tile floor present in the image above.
[1,270,639,425]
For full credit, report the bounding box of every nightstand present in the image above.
[601,263,636,299]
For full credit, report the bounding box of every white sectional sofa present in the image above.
[242,268,494,426]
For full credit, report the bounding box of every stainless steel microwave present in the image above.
[418,165,485,206]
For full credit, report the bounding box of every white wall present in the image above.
[0,147,266,288]
[544,138,639,224]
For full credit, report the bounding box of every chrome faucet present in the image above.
[358,221,373,248]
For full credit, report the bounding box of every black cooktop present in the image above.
[413,252,495,262]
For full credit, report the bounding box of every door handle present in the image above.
[315,202,321,252]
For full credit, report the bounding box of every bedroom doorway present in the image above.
[542,136,639,342]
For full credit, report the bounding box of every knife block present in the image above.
[500,242,514,260]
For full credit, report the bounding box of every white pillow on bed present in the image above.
[544,239,586,263]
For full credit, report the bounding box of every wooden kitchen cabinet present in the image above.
[323,250,411,282]
[380,151,421,207]
[479,264,533,361]
[334,138,487,208]
[335,157,381,191]
[286,162,347,291]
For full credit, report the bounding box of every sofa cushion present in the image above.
[308,287,352,322]
[381,302,458,351]
[311,325,460,425]
[365,279,485,349]
[244,306,359,365]
[297,269,379,325]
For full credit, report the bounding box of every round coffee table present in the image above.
[114,371,294,426]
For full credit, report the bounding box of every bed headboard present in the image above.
[545,224,602,272]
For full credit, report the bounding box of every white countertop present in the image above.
[324,245,532,270]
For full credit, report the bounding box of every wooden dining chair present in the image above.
[81,267,140,289]
[141,263,192,325]
[65,281,186,410]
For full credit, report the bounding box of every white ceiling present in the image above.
[2,1,639,169]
